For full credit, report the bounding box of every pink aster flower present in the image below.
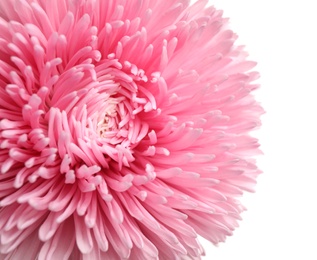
[0,0,263,259]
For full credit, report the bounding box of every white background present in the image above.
[198,0,317,259]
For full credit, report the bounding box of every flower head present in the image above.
[0,0,263,259]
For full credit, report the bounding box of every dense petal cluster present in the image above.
[0,0,263,259]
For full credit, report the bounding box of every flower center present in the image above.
[97,97,122,139]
